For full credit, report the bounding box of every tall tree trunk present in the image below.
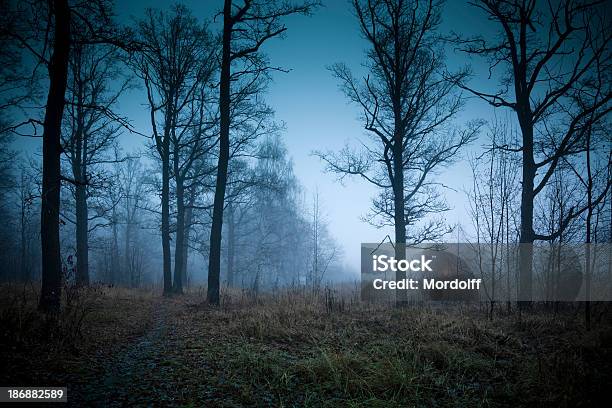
[518,116,535,308]
[161,137,172,295]
[314,194,321,291]
[125,215,133,287]
[110,207,119,285]
[182,224,189,288]
[182,191,194,288]
[392,135,407,306]
[75,183,89,286]
[173,174,185,294]
[207,0,232,306]
[20,195,28,281]
[226,202,235,287]
[608,183,612,298]
[585,127,592,331]
[39,0,71,313]
[506,193,511,313]
[554,203,564,313]
[73,46,89,287]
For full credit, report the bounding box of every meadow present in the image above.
[1,284,610,407]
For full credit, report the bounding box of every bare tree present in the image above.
[3,0,134,311]
[61,41,129,286]
[308,191,338,293]
[565,57,611,328]
[316,0,479,304]
[537,165,581,306]
[171,75,217,294]
[133,5,214,295]
[39,0,70,312]
[207,0,319,305]
[456,0,611,305]
[468,117,520,316]
[223,159,253,288]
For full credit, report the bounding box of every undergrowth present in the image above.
[1,284,610,407]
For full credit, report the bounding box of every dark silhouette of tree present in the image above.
[2,0,135,311]
[565,51,611,328]
[317,0,479,304]
[171,74,217,294]
[61,42,129,286]
[456,0,611,305]
[133,5,215,295]
[207,0,319,305]
[39,0,71,312]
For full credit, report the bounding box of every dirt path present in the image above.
[68,301,184,407]
[5,289,608,407]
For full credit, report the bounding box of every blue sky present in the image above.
[17,1,509,272]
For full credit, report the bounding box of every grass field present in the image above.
[1,284,611,407]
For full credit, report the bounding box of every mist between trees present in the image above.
[0,0,610,323]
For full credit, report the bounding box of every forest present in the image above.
[0,0,611,406]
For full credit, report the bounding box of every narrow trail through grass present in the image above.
[99,301,170,406]
[68,299,208,407]
[2,286,611,407]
